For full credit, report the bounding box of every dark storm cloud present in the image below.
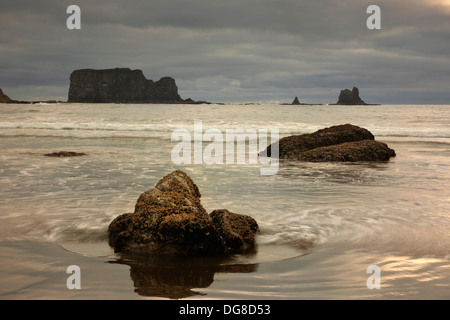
[1,0,450,103]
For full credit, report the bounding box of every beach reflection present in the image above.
[110,253,258,299]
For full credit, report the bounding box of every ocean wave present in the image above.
[0,122,174,132]
[1,121,449,139]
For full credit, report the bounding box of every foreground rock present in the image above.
[108,170,259,255]
[336,87,367,105]
[262,124,395,161]
[210,209,259,253]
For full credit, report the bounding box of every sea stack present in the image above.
[292,97,301,105]
[68,68,185,103]
[336,87,367,105]
[0,88,12,103]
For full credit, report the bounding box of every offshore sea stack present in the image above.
[336,87,367,105]
[0,88,12,103]
[262,124,396,161]
[108,170,259,255]
[68,68,185,103]
[292,97,301,105]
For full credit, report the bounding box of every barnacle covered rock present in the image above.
[108,170,259,255]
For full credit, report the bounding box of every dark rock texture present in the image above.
[262,124,395,161]
[292,97,301,105]
[0,88,12,103]
[296,139,396,161]
[281,97,322,106]
[44,151,87,157]
[108,170,259,255]
[0,87,62,104]
[68,68,184,103]
[336,87,367,105]
[210,209,259,254]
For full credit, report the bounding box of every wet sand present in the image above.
[1,240,448,300]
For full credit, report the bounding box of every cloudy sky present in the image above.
[1,0,450,103]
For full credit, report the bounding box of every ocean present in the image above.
[0,103,449,299]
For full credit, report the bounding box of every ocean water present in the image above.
[0,103,449,299]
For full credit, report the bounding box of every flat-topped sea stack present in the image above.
[108,170,259,255]
[336,87,368,105]
[262,124,395,162]
[68,68,190,103]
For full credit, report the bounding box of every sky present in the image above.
[1,0,450,104]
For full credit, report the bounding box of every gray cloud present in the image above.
[1,0,450,103]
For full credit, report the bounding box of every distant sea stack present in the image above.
[292,97,301,105]
[336,87,368,105]
[281,96,322,106]
[68,68,186,103]
[0,88,33,104]
[0,88,13,103]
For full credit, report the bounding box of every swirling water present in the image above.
[0,103,449,299]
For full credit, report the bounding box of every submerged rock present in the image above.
[108,170,259,255]
[262,124,395,161]
[44,151,87,157]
